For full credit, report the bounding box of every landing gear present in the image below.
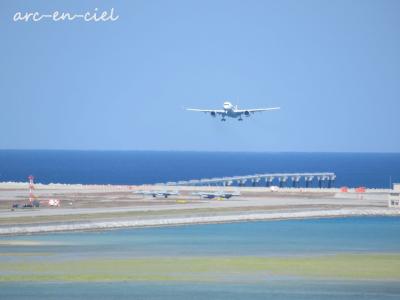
[238,118,243,121]
[221,118,226,121]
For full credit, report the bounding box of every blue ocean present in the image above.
[0,150,399,188]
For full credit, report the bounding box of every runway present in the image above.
[0,182,397,234]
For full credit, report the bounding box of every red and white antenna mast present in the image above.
[28,175,35,204]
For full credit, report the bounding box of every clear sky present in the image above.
[0,0,399,152]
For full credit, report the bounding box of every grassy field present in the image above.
[1,254,399,282]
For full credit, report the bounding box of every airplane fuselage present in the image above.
[217,102,250,120]
[222,109,241,119]
[194,191,239,199]
[134,190,179,198]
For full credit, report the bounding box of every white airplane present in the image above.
[133,190,179,198]
[186,101,280,121]
[192,191,240,199]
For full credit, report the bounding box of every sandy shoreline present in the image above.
[1,208,399,235]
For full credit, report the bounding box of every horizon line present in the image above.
[0,149,399,154]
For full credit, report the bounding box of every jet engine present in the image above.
[210,111,216,117]
[244,111,250,117]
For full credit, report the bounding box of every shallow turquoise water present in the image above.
[1,216,400,257]
[1,217,400,299]
[1,281,400,300]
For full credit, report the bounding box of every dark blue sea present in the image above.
[0,150,400,188]
[0,150,399,188]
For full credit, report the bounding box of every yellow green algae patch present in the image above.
[1,254,400,282]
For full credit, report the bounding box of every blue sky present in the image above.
[0,0,399,152]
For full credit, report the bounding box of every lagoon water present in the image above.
[2,217,400,257]
[2,281,400,300]
[1,217,400,299]
[0,150,399,187]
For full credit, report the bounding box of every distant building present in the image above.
[393,183,400,192]
[388,192,400,208]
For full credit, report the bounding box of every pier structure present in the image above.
[163,172,336,188]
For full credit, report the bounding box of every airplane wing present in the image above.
[186,108,225,114]
[192,192,205,196]
[229,191,241,196]
[236,107,280,113]
[221,191,240,198]
[133,190,145,194]
[162,191,179,196]
[192,192,215,197]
